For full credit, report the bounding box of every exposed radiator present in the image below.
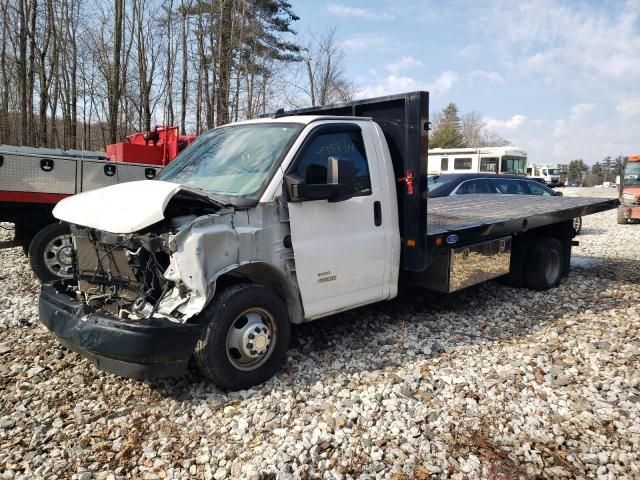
[73,232,141,301]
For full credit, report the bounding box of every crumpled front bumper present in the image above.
[39,282,203,380]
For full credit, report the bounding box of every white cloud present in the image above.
[356,71,458,99]
[430,71,458,95]
[569,103,596,123]
[484,114,528,133]
[518,103,640,163]
[356,75,422,99]
[340,35,391,52]
[386,55,423,74]
[616,97,640,119]
[467,70,504,84]
[327,3,395,20]
[488,1,640,81]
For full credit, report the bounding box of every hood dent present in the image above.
[53,180,224,234]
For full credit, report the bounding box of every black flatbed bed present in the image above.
[426,195,617,246]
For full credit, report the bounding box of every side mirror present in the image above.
[554,190,563,196]
[285,157,357,203]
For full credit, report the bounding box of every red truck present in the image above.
[618,154,640,224]
[0,126,196,281]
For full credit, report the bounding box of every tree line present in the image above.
[568,156,626,186]
[0,0,353,151]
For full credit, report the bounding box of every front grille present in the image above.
[74,233,142,301]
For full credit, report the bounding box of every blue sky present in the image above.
[292,0,640,164]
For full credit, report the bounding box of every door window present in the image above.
[455,179,492,194]
[490,178,528,194]
[294,129,371,195]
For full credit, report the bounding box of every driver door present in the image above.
[287,123,389,319]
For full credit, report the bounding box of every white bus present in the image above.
[427,146,528,175]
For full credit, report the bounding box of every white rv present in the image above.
[427,146,528,176]
[526,164,562,187]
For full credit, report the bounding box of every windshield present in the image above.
[624,162,640,186]
[158,123,302,205]
[500,155,527,175]
[547,168,559,175]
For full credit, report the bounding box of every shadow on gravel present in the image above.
[147,256,639,401]
[571,256,640,283]
[577,227,608,235]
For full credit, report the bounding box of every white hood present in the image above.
[53,180,186,234]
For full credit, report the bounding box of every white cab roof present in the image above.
[230,115,371,126]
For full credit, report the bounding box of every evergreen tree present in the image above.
[430,103,465,148]
[591,162,604,184]
[568,159,588,184]
[602,155,612,182]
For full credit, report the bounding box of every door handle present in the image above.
[373,201,382,226]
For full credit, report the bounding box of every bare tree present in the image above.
[179,0,191,134]
[108,0,124,143]
[0,0,11,143]
[0,0,303,149]
[297,28,355,108]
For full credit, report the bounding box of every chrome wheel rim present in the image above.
[226,308,276,371]
[43,234,74,278]
[545,249,561,284]
[573,217,581,232]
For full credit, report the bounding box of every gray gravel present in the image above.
[1,188,639,479]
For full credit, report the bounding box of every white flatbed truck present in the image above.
[39,92,617,390]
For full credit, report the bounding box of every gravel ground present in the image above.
[1,187,638,479]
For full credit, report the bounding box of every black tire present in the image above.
[195,284,290,391]
[28,223,74,282]
[524,237,564,290]
[572,217,582,235]
[617,207,627,225]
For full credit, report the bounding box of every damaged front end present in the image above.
[38,180,237,378]
[50,180,235,323]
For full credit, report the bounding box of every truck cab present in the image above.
[618,154,640,224]
[527,164,562,187]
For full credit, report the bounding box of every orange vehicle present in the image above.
[618,154,640,224]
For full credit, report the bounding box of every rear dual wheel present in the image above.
[195,284,290,391]
[524,237,564,290]
[503,236,565,290]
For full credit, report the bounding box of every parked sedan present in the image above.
[427,173,582,234]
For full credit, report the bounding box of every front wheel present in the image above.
[195,284,290,390]
[617,207,627,225]
[28,223,74,282]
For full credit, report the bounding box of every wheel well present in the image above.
[215,263,304,324]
